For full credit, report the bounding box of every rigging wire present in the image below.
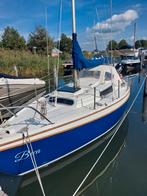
[95,7,110,64]
[110,0,113,64]
[23,131,46,196]
[56,0,63,88]
[45,7,50,92]
[54,0,63,105]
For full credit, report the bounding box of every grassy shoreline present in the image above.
[0,48,131,78]
[0,49,63,78]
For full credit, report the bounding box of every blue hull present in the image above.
[0,103,127,175]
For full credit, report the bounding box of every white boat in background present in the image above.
[0,76,45,95]
[121,53,140,65]
[0,74,45,119]
[138,48,147,64]
[0,0,130,176]
[116,53,141,75]
[116,22,142,75]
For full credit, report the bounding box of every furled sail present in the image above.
[72,33,109,70]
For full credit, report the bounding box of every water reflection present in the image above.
[76,119,128,196]
[15,118,128,196]
[0,173,21,196]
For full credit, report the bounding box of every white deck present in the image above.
[0,65,130,149]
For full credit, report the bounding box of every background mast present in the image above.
[110,0,113,65]
[133,22,136,53]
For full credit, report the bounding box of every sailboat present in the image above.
[116,23,141,75]
[116,53,141,75]
[0,0,130,175]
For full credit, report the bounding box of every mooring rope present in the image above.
[73,76,146,196]
[23,133,46,196]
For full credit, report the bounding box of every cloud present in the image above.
[130,36,147,41]
[0,30,4,40]
[87,9,138,35]
[132,4,141,9]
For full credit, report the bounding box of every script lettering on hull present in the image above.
[14,149,41,163]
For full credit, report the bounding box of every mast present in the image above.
[133,22,136,53]
[72,0,80,90]
[94,35,98,53]
[72,0,76,34]
[93,20,98,53]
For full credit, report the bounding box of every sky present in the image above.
[0,0,147,50]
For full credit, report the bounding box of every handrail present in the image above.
[0,105,54,125]
[0,103,17,117]
[1,81,45,99]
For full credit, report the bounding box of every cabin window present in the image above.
[80,70,100,79]
[49,97,74,105]
[104,72,112,81]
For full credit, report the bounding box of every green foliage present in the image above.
[27,26,54,55]
[1,26,26,50]
[0,49,61,77]
[118,39,129,49]
[59,33,72,54]
[60,52,71,61]
[83,50,93,58]
[135,40,141,49]
[107,39,131,50]
[135,40,147,49]
[107,40,118,50]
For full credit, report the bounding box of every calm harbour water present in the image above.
[0,73,147,196]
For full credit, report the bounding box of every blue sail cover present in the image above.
[72,33,110,70]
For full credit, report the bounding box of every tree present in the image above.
[83,50,92,58]
[59,33,72,54]
[135,40,147,49]
[107,40,118,50]
[141,40,147,48]
[2,26,26,50]
[118,39,129,49]
[135,40,141,49]
[27,26,54,54]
